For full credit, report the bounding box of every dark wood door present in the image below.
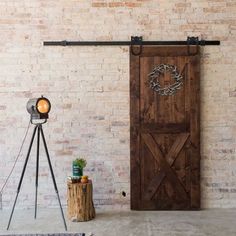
[130,46,200,210]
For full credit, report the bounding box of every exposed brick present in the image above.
[229,90,236,97]
[0,0,235,211]
[125,2,142,7]
[92,2,107,7]
[108,2,124,8]
[0,106,6,110]
[55,150,73,156]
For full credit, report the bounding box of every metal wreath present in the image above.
[148,64,183,96]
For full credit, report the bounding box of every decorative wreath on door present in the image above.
[148,64,183,96]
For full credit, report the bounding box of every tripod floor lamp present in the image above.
[7,96,67,231]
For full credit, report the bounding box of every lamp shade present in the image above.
[26,96,51,119]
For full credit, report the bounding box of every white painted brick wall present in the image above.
[0,0,235,210]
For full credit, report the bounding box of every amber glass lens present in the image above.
[37,99,50,113]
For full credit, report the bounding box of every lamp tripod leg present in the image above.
[40,126,67,231]
[35,125,40,219]
[7,125,37,230]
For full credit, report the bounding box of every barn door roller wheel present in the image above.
[187,36,200,55]
[130,36,143,56]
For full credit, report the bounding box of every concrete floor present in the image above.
[0,208,236,236]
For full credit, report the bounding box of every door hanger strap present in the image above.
[131,36,143,56]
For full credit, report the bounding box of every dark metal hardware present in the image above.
[7,124,67,231]
[187,36,200,55]
[43,36,220,56]
[61,40,68,46]
[130,36,143,56]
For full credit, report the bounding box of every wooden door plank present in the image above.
[143,133,189,200]
[143,171,166,200]
[166,133,189,165]
[130,46,200,210]
[139,46,198,57]
[140,56,156,123]
[140,123,187,133]
[130,50,141,210]
[142,133,189,202]
[189,55,201,209]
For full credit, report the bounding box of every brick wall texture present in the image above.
[0,0,236,210]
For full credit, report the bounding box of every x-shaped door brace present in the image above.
[142,133,190,201]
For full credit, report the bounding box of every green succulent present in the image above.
[73,158,87,169]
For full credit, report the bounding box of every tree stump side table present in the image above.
[67,180,95,222]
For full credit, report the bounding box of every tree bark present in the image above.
[67,180,95,221]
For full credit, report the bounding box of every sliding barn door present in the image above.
[130,46,200,210]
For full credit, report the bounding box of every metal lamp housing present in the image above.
[26,97,51,120]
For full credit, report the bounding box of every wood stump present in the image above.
[67,180,95,221]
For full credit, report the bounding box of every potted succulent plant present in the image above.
[72,158,87,177]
